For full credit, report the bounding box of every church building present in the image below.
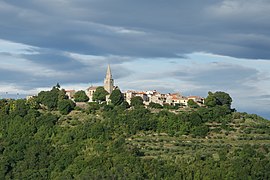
[86,65,115,102]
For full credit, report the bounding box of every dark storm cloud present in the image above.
[1,0,270,59]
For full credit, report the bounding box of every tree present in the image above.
[26,97,40,110]
[204,92,218,107]
[109,89,124,106]
[10,99,29,117]
[213,91,232,108]
[58,99,75,115]
[121,101,130,109]
[192,125,209,137]
[114,101,130,112]
[92,87,109,102]
[149,102,163,109]
[130,96,144,107]
[187,99,199,108]
[74,90,89,102]
[204,91,232,109]
[87,102,100,114]
[54,83,61,89]
[37,113,58,127]
[163,104,178,110]
[0,99,9,115]
[37,87,60,110]
[58,89,68,100]
[189,112,202,126]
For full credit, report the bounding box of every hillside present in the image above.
[0,90,270,179]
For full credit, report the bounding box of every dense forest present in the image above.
[1,86,270,179]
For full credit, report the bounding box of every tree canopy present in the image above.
[187,99,199,108]
[109,89,124,106]
[37,87,61,110]
[58,99,75,115]
[130,96,144,107]
[92,86,109,102]
[74,90,89,102]
[204,91,232,109]
[149,102,163,109]
[10,99,29,117]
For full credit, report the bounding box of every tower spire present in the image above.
[106,64,112,79]
[104,64,114,94]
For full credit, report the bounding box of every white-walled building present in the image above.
[187,96,204,105]
[86,86,98,102]
[65,90,76,100]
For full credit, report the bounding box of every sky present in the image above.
[0,0,270,119]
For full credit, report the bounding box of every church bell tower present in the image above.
[104,65,114,94]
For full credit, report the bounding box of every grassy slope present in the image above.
[56,109,270,162]
[128,114,270,160]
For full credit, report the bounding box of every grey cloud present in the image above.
[173,62,259,89]
[0,0,270,119]
[1,0,270,59]
[0,51,133,91]
[22,51,86,71]
[0,69,31,83]
[257,95,270,99]
[0,65,103,90]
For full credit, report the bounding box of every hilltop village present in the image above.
[4,66,270,180]
[64,65,204,107]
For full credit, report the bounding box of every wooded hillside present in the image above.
[0,88,270,179]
